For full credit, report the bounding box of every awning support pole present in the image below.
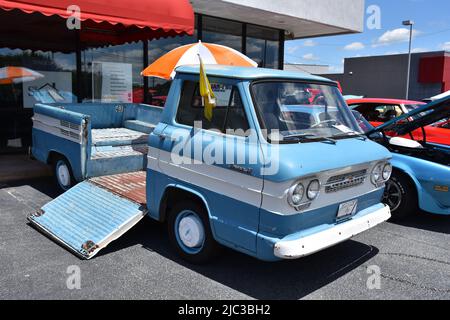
[143,40,149,104]
[75,30,82,103]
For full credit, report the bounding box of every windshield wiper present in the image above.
[281,134,337,145]
[332,132,367,141]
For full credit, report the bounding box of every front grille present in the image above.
[325,169,367,193]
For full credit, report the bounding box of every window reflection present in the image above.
[0,49,76,108]
[202,16,242,52]
[147,27,197,106]
[81,43,144,103]
[0,48,76,151]
[0,12,283,153]
[246,25,279,68]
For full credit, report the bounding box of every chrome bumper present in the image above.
[274,204,391,259]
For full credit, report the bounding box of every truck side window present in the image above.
[176,80,250,136]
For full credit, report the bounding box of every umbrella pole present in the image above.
[10,83,18,140]
[11,83,18,103]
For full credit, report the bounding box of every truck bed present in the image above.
[32,103,162,181]
[90,171,147,206]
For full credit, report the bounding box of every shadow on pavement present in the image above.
[101,218,379,300]
[1,176,61,199]
[392,211,450,235]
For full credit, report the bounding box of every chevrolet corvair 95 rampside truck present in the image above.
[29,66,392,263]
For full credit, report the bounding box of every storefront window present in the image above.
[80,42,144,103]
[246,25,280,68]
[202,16,242,52]
[0,48,76,151]
[147,24,197,106]
[0,49,76,108]
[0,10,283,154]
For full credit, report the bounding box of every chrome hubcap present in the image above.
[178,214,205,248]
[57,163,70,187]
[383,180,402,212]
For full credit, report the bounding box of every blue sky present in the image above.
[284,0,450,73]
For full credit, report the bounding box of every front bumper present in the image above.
[273,204,391,259]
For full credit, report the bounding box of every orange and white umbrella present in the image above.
[141,41,258,80]
[0,66,44,85]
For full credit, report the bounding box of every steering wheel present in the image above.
[311,119,338,128]
[313,94,326,105]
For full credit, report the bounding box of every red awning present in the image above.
[0,0,194,34]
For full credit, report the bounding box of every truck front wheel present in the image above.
[53,157,74,192]
[167,201,219,264]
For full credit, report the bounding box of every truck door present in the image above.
[156,79,264,253]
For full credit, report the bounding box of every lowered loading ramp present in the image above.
[28,172,147,259]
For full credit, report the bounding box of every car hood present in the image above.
[367,96,450,136]
[263,138,391,183]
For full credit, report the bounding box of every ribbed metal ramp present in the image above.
[28,172,147,259]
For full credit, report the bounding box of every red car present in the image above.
[433,118,450,129]
[347,98,450,146]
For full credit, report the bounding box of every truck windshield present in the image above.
[251,81,362,143]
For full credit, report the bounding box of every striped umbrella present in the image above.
[141,41,258,80]
[0,66,44,85]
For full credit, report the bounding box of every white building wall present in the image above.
[191,0,365,38]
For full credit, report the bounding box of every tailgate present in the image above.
[28,173,147,259]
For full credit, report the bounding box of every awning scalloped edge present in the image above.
[0,5,194,35]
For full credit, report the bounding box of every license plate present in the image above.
[337,200,358,219]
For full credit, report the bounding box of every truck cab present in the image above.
[29,65,392,263]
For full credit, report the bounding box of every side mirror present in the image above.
[389,137,424,149]
[368,132,383,140]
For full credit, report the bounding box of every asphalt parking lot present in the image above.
[0,177,449,300]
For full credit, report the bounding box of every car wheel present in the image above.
[167,201,220,264]
[383,172,417,220]
[53,157,74,191]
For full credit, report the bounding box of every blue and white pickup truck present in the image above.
[29,65,392,263]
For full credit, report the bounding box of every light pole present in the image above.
[403,20,414,100]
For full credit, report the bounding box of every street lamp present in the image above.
[403,20,414,100]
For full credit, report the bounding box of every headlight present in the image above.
[382,163,392,181]
[307,180,321,200]
[288,183,304,207]
[371,163,383,185]
[371,162,390,185]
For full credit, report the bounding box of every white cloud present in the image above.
[411,48,428,53]
[329,65,344,73]
[286,46,300,54]
[302,53,319,61]
[344,42,365,51]
[373,28,420,47]
[383,48,428,55]
[285,40,318,55]
[439,42,450,51]
[303,40,317,47]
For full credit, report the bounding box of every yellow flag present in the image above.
[198,55,216,121]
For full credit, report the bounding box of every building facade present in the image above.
[0,0,364,154]
[284,63,330,75]
[323,51,450,101]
